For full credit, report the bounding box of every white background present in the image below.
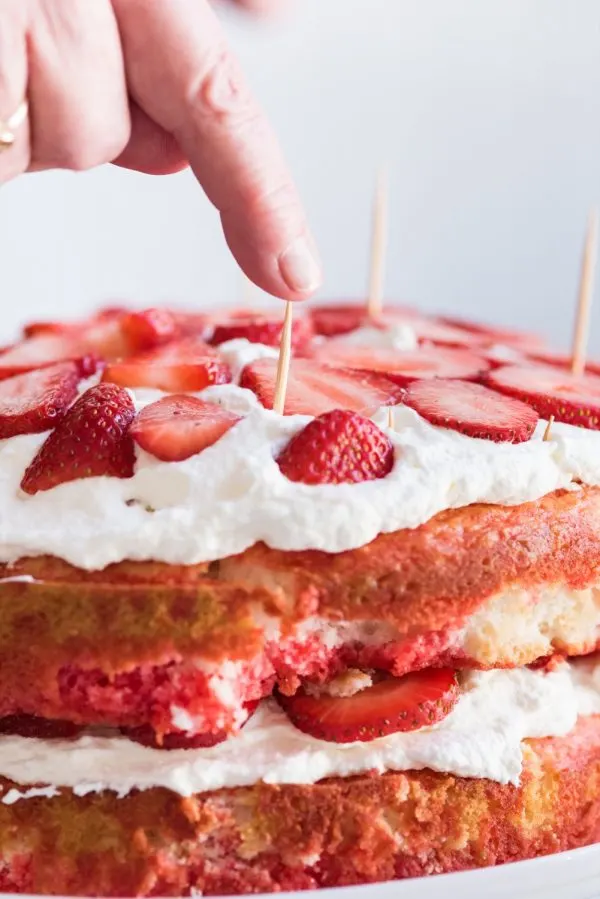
[0,0,599,350]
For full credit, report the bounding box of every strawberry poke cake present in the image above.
[1,302,600,895]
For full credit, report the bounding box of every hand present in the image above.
[0,0,320,301]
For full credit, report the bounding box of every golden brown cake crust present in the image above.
[1,715,600,895]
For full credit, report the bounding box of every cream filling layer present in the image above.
[1,657,599,804]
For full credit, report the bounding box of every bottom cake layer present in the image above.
[1,715,599,896]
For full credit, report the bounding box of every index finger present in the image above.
[111,0,322,300]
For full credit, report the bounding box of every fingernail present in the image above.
[278,235,322,294]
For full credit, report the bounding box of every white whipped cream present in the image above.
[1,658,598,801]
[0,348,599,568]
[333,320,418,351]
[216,338,279,380]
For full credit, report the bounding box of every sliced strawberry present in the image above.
[22,320,74,339]
[96,305,129,320]
[123,702,259,750]
[310,303,368,337]
[437,316,547,352]
[0,334,99,380]
[277,669,459,743]
[170,311,210,338]
[311,344,489,386]
[528,349,600,377]
[21,383,136,495]
[131,395,241,462]
[277,409,394,485]
[310,302,421,338]
[240,358,404,416]
[210,313,313,350]
[411,318,491,349]
[403,378,539,442]
[120,307,179,352]
[479,345,528,369]
[76,316,132,361]
[485,364,600,429]
[0,362,80,439]
[123,725,227,750]
[103,338,232,392]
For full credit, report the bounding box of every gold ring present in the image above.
[0,100,28,151]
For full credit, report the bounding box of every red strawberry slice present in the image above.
[240,358,404,416]
[310,302,421,338]
[411,318,490,349]
[527,349,600,377]
[485,364,600,429]
[103,338,232,392]
[22,320,74,339]
[131,395,241,462]
[21,383,136,494]
[120,308,179,352]
[0,362,80,439]
[170,311,210,338]
[309,303,368,337]
[437,316,547,352]
[277,409,394,485]
[311,345,489,386]
[210,313,314,351]
[0,335,99,380]
[403,378,539,442]
[276,668,459,743]
[123,702,259,750]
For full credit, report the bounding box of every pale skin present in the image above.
[0,0,322,301]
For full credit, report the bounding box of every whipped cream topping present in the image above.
[1,658,599,803]
[0,337,598,569]
[333,320,418,351]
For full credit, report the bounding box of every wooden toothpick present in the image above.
[543,415,555,442]
[273,301,293,415]
[387,407,394,430]
[367,166,389,320]
[571,209,599,376]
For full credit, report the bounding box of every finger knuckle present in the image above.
[55,121,130,172]
[186,45,256,125]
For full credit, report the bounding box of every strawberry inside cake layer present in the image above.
[1,655,600,802]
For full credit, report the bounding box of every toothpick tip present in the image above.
[543,415,555,442]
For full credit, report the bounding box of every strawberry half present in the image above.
[403,378,539,442]
[240,358,404,416]
[276,669,459,743]
[277,409,394,485]
[0,362,80,439]
[0,334,99,380]
[311,345,489,386]
[486,364,600,429]
[131,395,241,462]
[103,338,232,392]
[210,313,313,351]
[21,383,136,495]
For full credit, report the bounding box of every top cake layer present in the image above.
[0,302,599,570]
